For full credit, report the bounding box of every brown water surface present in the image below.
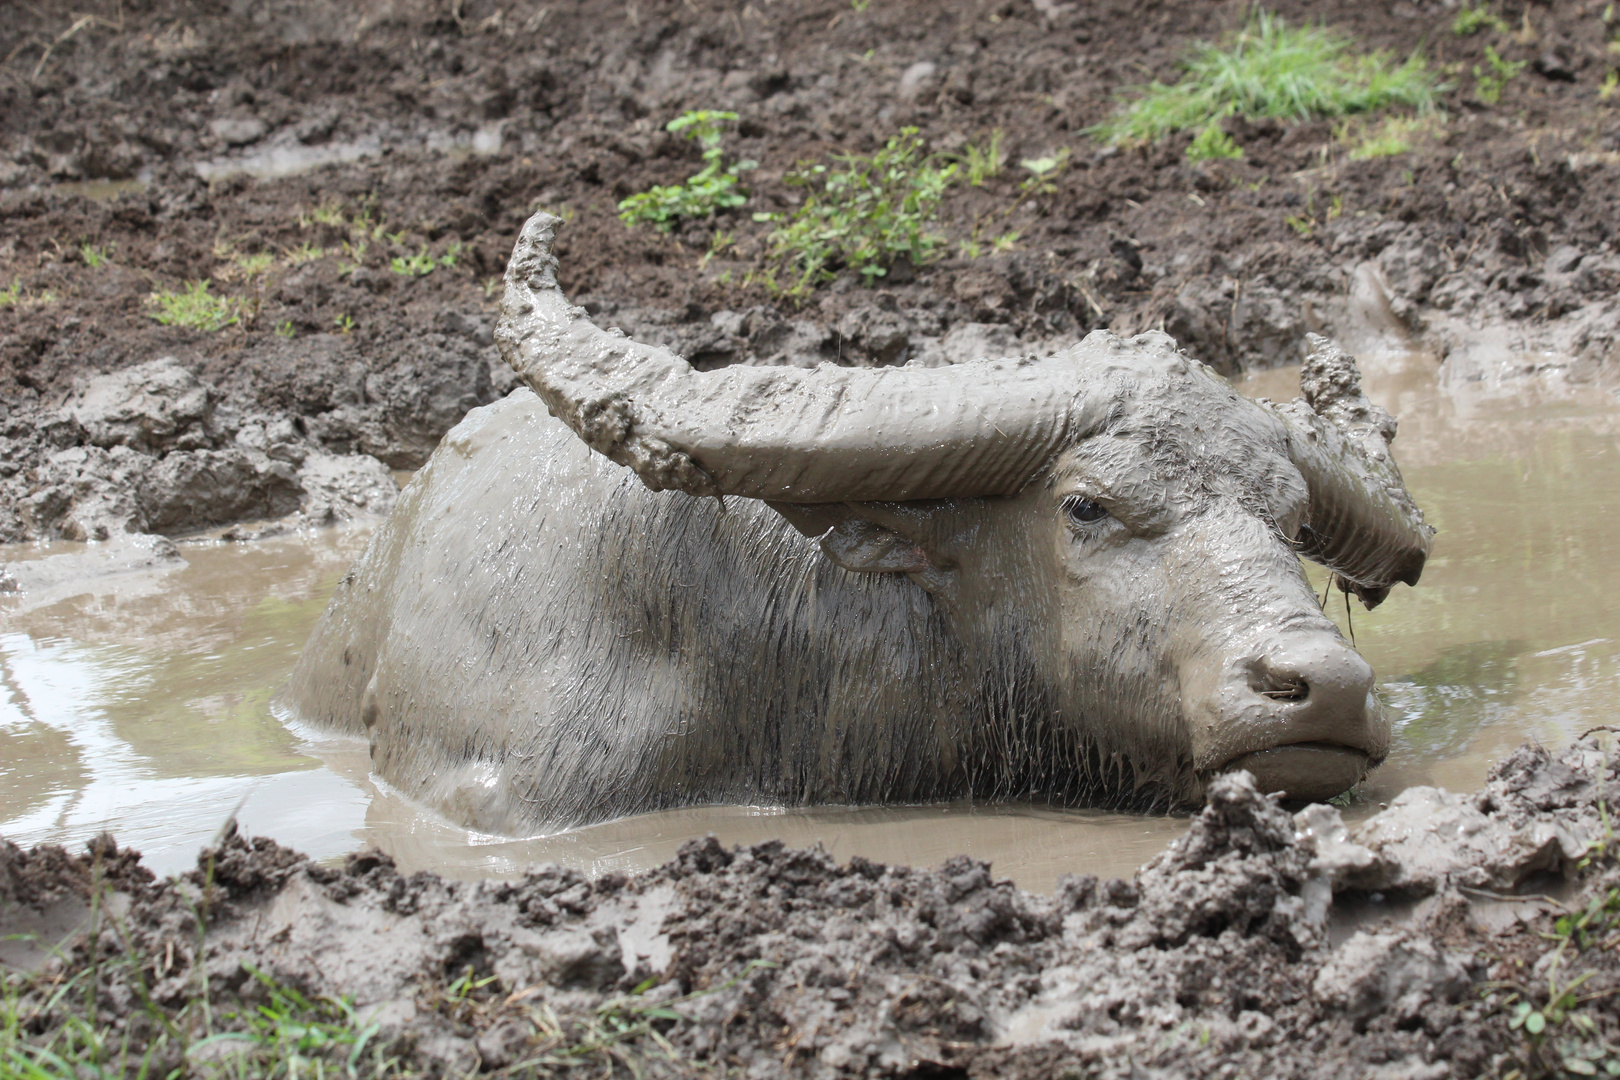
[2,343,1616,890]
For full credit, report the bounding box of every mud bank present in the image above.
[4,735,1618,1078]
[5,0,1620,543]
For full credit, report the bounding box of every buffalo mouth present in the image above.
[1218,742,1371,803]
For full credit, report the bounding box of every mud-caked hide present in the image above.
[278,213,1432,833]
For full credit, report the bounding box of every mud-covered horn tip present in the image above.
[505,211,563,295]
[1274,335,1433,608]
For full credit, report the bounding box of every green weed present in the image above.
[333,313,356,333]
[619,110,757,231]
[1186,119,1245,162]
[1090,9,1438,156]
[79,243,112,269]
[1284,188,1342,236]
[960,129,1006,185]
[1453,2,1511,36]
[389,242,460,277]
[274,320,296,339]
[699,228,736,269]
[1018,148,1071,193]
[285,242,327,265]
[756,127,957,296]
[1339,113,1439,159]
[1603,70,1620,100]
[229,251,275,279]
[1475,45,1526,104]
[0,280,20,307]
[147,281,241,332]
[305,201,347,228]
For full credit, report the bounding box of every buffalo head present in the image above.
[496,213,1432,805]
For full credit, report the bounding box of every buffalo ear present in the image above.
[818,518,933,574]
[767,501,947,578]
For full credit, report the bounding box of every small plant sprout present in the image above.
[286,241,327,265]
[334,312,356,333]
[389,242,462,277]
[1453,2,1511,36]
[79,242,112,268]
[618,110,757,230]
[700,229,736,268]
[1186,119,1244,162]
[1090,9,1438,156]
[1604,70,1620,100]
[961,128,1006,185]
[482,275,502,299]
[230,251,275,279]
[1019,148,1071,194]
[0,280,20,306]
[1474,45,1526,103]
[1339,114,1438,160]
[147,280,241,331]
[274,320,296,338]
[759,127,957,296]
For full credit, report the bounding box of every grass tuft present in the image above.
[147,280,241,332]
[388,242,461,277]
[1474,45,1526,104]
[959,129,1006,185]
[79,243,113,269]
[755,128,956,297]
[1091,9,1439,155]
[1186,120,1245,162]
[1453,2,1511,36]
[619,110,756,231]
[1338,113,1439,159]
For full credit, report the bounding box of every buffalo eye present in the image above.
[1062,495,1109,526]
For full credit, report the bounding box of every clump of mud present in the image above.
[4,736,1618,1078]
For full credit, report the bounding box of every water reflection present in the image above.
[1,342,1616,890]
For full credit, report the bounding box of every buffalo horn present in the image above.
[1273,334,1434,608]
[495,212,1079,503]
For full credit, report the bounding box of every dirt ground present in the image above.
[3,0,1620,541]
[4,735,1619,1078]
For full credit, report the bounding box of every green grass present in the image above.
[1090,9,1439,157]
[959,129,1006,185]
[0,280,20,307]
[1339,113,1437,159]
[1186,120,1244,162]
[1453,2,1511,36]
[146,281,241,331]
[755,127,957,296]
[230,251,275,279]
[79,243,112,269]
[619,110,757,231]
[285,242,327,265]
[1474,45,1526,104]
[388,242,461,277]
[1018,148,1070,193]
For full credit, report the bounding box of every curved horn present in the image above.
[1272,334,1434,609]
[495,212,1085,503]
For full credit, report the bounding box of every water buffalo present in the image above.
[278,212,1432,834]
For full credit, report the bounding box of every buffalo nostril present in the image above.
[1259,675,1308,702]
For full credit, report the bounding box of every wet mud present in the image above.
[4,0,1620,543]
[5,734,1619,1078]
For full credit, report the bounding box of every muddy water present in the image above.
[2,344,1616,890]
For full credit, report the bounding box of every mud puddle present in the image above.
[3,344,1617,889]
